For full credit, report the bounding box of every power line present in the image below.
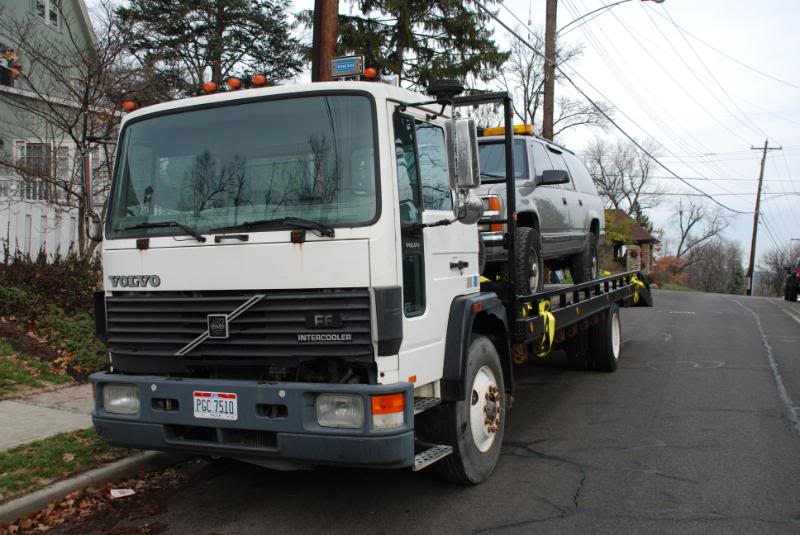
[569,0,750,185]
[661,5,771,141]
[479,0,751,214]
[648,5,800,90]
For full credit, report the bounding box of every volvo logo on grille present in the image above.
[207,314,228,339]
[175,294,265,356]
[109,275,161,288]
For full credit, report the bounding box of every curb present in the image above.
[0,451,184,526]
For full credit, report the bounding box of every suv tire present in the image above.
[787,286,799,302]
[513,227,544,294]
[570,233,598,284]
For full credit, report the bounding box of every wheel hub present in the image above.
[469,366,503,452]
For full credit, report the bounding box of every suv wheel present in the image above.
[513,227,544,294]
[570,233,598,284]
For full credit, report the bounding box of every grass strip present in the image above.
[0,428,129,503]
[0,340,71,395]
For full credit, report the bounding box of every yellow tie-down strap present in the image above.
[630,274,646,304]
[534,300,556,358]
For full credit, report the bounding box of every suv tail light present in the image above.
[795,266,800,279]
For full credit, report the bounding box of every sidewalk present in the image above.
[0,384,94,451]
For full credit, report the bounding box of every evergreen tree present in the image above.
[116,0,303,96]
[315,0,508,89]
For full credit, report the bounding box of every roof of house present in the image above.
[606,208,660,244]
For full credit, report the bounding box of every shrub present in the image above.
[1,287,108,380]
[0,248,101,315]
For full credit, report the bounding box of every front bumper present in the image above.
[91,372,415,468]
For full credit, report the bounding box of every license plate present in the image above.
[193,391,238,421]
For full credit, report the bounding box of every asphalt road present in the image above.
[82,290,800,534]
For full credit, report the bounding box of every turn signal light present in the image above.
[202,81,218,93]
[226,77,242,89]
[486,195,503,232]
[364,67,378,79]
[371,393,405,429]
[121,100,137,112]
[252,74,267,86]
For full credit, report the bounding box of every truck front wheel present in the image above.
[435,336,505,485]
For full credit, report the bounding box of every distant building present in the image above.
[0,0,96,257]
[602,208,660,273]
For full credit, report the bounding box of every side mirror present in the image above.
[535,169,570,186]
[87,211,103,242]
[446,117,480,190]
[454,191,483,225]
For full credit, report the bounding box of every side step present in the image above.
[413,444,453,472]
[413,397,442,415]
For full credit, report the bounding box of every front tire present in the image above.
[570,233,599,284]
[514,226,544,294]
[435,336,505,485]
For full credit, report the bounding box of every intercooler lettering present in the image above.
[297,333,353,342]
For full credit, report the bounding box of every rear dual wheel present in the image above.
[562,304,622,372]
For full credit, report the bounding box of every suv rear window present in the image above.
[478,140,528,179]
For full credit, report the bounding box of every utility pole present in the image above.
[745,139,782,296]
[542,0,557,140]
[311,0,338,82]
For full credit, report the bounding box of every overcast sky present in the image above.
[104,0,800,264]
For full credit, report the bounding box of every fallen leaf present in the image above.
[62,453,75,463]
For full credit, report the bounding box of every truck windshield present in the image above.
[478,140,527,179]
[107,94,378,239]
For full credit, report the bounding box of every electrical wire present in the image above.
[647,5,800,90]
[480,0,751,214]
[564,0,747,190]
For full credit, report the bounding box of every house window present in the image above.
[34,1,60,29]
[21,143,53,175]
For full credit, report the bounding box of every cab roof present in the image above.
[119,81,443,127]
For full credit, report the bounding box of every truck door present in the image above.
[391,110,479,388]
[529,141,572,257]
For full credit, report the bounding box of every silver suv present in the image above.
[477,129,605,293]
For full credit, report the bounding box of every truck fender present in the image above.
[441,292,513,401]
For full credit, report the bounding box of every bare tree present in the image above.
[673,198,729,262]
[0,2,145,255]
[584,136,666,228]
[757,245,797,297]
[683,238,744,294]
[498,27,611,138]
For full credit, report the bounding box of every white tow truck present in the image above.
[89,62,651,484]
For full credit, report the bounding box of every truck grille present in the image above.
[105,289,372,370]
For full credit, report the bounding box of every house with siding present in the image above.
[0,0,96,257]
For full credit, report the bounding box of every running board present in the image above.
[413,397,442,415]
[413,444,453,472]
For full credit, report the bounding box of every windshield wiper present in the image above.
[120,221,207,242]
[210,217,335,238]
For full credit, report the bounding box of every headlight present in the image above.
[103,384,140,415]
[316,394,364,429]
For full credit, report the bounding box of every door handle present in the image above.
[562,197,567,205]
[579,199,583,206]
[450,260,469,271]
